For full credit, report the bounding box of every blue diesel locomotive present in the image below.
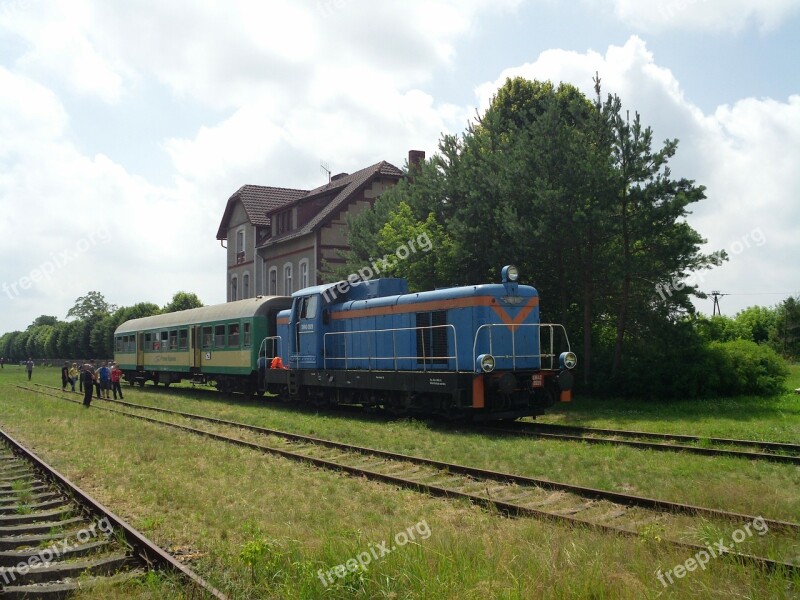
[114,265,576,420]
[263,265,576,420]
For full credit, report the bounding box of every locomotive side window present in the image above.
[299,295,318,320]
[202,326,212,349]
[215,325,226,348]
[415,310,448,365]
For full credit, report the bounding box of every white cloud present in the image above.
[475,36,800,314]
[607,0,800,33]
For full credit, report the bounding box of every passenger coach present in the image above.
[114,296,292,394]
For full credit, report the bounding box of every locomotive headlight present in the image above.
[477,354,496,373]
[501,265,519,283]
[560,351,578,370]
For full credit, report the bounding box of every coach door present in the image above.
[136,333,144,368]
[191,326,202,368]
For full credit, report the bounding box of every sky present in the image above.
[1,0,799,333]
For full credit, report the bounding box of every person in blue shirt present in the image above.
[98,362,111,399]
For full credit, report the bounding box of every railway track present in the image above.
[482,421,800,465]
[21,384,800,578]
[115,380,800,465]
[0,423,227,599]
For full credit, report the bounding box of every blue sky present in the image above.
[1,0,798,333]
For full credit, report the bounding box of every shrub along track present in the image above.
[0,423,228,599]
[21,384,800,579]
[481,421,800,465]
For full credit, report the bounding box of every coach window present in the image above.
[215,325,226,348]
[144,333,152,351]
[228,323,240,347]
[161,331,169,351]
[202,326,213,349]
[115,337,122,353]
[169,330,178,350]
[178,329,188,350]
[243,322,251,347]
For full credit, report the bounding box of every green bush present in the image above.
[587,322,789,399]
[708,339,789,396]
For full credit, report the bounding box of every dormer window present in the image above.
[276,211,291,234]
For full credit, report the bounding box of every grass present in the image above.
[0,365,798,599]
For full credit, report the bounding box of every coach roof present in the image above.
[114,296,292,335]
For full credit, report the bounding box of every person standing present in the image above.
[81,365,94,407]
[110,363,124,400]
[68,363,78,392]
[61,362,69,390]
[25,358,34,380]
[98,362,111,399]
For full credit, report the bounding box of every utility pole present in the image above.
[711,291,723,316]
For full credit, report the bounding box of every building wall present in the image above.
[257,232,316,296]
[225,202,256,302]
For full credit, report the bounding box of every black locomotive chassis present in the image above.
[283,368,468,395]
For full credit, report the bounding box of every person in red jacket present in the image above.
[110,363,124,400]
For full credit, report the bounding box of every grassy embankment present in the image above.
[0,365,797,599]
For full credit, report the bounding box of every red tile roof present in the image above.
[260,161,403,246]
[216,185,307,240]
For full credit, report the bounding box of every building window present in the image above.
[299,259,309,289]
[231,275,238,301]
[284,263,293,295]
[243,272,250,299]
[236,229,245,264]
[269,267,277,296]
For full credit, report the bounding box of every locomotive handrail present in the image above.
[323,324,459,372]
[472,323,571,371]
[258,336,282,359]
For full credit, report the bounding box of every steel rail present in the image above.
[1,405,229,600]
[481,422,800,466]
[29,384,800,534]
[18,385,800,577]
[492,421,800,454]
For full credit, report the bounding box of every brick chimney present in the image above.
[408,150,425,182]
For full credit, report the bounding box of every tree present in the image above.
[343,75,724,394]
[162,292,203,314]
[29,315,58,328]
[66,291,116,321]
